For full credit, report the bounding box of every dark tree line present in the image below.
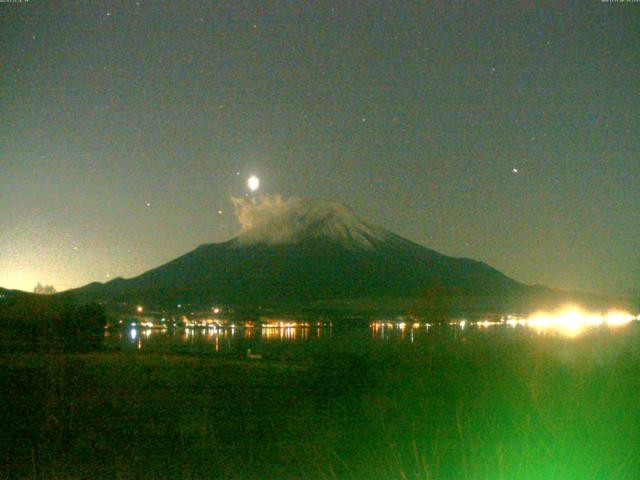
[0,295,106,352]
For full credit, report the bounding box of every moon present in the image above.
[247,175,260,191]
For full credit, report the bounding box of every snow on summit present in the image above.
[232,194,390,249]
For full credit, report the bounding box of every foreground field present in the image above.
[1,326,639,479]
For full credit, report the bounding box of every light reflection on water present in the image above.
[109,310,638,357]
[111,324,334,355]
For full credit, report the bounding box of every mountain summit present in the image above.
[236,199,391,249]
[233,196,390,249]
[68,196,527,311]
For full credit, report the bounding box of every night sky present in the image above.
[2,1,638,295]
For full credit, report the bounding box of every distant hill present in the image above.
[0,287,31,299]
[63,198,636,315]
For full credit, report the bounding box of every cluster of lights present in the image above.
[263,321,305,328]
[261,320,329,328]
[185,320,222,328]
[261,325,308,341]
[371,321,431,330]
[369,307,637,338]
[504,306,636,337]
[181,319,324,330]
[128,307,637,343]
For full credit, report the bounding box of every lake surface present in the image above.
[105,317,640,360]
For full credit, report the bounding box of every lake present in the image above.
[3,314,639,479]
[106,314,640,361]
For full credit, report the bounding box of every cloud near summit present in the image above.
[232,194,301,230]
[231,194,389,248]
[231,194,304,244]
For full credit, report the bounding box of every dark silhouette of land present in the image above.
[57,200,636,315]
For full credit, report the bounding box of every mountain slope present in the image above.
[0,287,32,299]
[66,198,528,310]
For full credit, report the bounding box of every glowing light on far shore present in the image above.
[136,305,143,313]
[247,175,260,191]
[505,306,636,337]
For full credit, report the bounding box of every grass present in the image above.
[1,325,639,479]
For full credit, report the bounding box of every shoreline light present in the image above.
[505,306,635,337]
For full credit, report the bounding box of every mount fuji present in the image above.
[65,197,541,312]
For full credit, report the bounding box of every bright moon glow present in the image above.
[247,175,260,191]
